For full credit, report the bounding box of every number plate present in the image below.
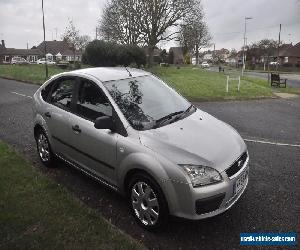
[233,167,248,196]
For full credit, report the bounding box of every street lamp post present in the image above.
[242,17,252,76]
[42,0,48,79]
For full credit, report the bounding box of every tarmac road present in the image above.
[0,78,299,250]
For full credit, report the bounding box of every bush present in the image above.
[83,40,146,68]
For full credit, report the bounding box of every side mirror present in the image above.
[94,116,114,130]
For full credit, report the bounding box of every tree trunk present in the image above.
[73,46,76,65]
[267,56,270,84]
[148,46,154,67]
[195,44,199,65]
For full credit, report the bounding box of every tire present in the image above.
[128,172,169,231]
[35,128,56,167]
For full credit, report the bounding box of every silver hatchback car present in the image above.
[33,67,249,230]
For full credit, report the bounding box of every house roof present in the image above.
[36,40,71,55]
[169,47,183,53]
[169,47,184,58]
[144,47,162,57]
[0,40,82,57]
[0,48,42,56]
[278,44,293,57]
[279,43,300,57]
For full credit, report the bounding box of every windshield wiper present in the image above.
[179,104,195,118]
[153,110,185,128]
[153,105,196,129]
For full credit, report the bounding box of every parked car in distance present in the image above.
[11,57,30,65]
[269,61,279,65]
[37,58,56,65]
[201,61,210,68]
[33,67,249,230]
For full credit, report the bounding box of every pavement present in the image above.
[0,78,299,250]
[210,66,300,88]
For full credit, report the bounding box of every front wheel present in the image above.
[128,173,169,231]
[35,129,56,167]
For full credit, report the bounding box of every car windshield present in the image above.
[103,75,192,130]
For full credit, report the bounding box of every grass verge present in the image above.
[0,64,65,84]
[151,66,274,101]
[0,141,143,250]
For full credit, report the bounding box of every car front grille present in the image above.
[225,152,248,178]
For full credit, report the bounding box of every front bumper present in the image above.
[165,158,249,220]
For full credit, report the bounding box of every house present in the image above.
[144,46,162,63]
[169,47,184,64]
[36,40,82,62]
[214,48,230,62]
[0,40,82,64]
[225,57,237,65]
[0,40,42,63]
[278,42,300,65]
[203,52,213,61]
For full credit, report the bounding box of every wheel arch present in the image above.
[34,123,44,139]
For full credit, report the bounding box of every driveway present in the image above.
[0,78,299,250]
[210,66,300,88]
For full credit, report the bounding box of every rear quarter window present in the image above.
[41,81,54,101]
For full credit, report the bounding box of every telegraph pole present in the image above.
[276,24,281,72]
[42,0,48,79]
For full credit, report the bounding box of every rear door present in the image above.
[67,77,119,186]
[44,77,76,159]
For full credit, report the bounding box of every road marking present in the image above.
[10,91,33,99]
[244,138,300,148]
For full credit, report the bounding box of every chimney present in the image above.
[1,40,5,48]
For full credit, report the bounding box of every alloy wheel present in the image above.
[37,133,50,162]
[131,181,160,226]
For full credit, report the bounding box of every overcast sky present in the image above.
[0,0,299,51]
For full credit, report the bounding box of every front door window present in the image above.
[76,79,112,122]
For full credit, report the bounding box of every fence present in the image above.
[226,75,241,92]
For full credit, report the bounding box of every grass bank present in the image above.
[151,66,273,101]
[0,64,65,84]
[0,141,143,250]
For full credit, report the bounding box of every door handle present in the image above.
[72,125,81,133]
[44,112,51,118]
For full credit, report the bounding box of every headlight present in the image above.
[180,165,222,187]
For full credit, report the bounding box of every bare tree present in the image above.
[62,20,91,62]
[178,0,211,64]
[78,35,91,51]
[99,0,195,65]
[99,0,142,45]
[250,39,278,70]
[249,39,278,82]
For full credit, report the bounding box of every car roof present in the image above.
[69,67,151,82]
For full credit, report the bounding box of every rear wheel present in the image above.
[35,129,56,167]
[128,173,168,231]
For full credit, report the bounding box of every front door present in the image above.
[44,77,76,159]
[68,78,118,186]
